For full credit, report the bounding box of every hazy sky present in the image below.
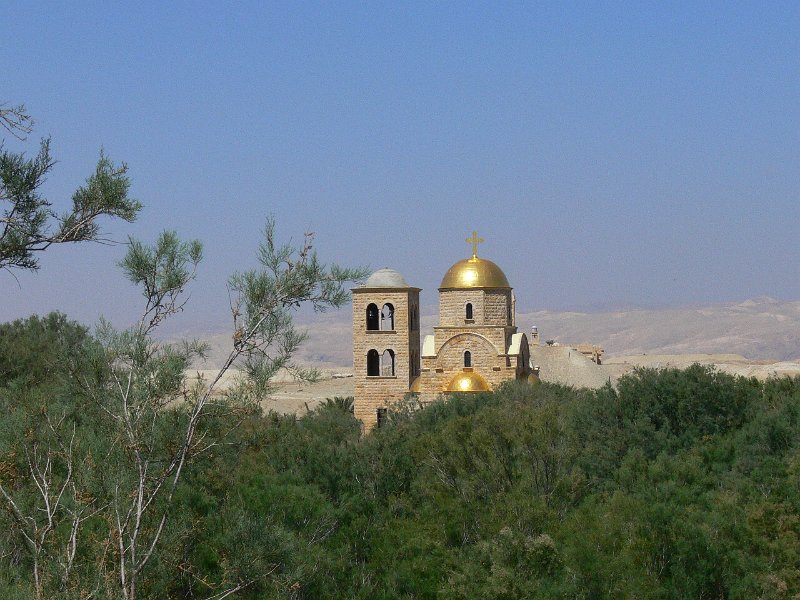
[3,2,799,331]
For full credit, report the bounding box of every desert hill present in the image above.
[517,296,800,361]
[180,296,800,371]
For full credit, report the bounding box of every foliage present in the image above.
[0,312,95,385]
[320,396,354,413]
[0,218,367,599]
[2,312,800,597]
[227,217,369,392]
[0,104,141,274]
[0,313,106,599]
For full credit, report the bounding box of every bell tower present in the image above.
[352,268,421,432]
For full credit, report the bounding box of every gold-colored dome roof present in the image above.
[439,256,511,289]
[410,376,422,393]
[446,370,491,393]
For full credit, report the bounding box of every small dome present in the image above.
[440,256,510,289]
[365,268,409,288]
[446,370,491,393]
[527,372,541,385]
[410,376,422,393]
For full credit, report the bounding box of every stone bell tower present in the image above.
[352,268,421,432]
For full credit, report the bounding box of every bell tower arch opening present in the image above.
[367,349,380,376]
[381,349,395,376]
[381,303,395,330]
[366,303,379,330]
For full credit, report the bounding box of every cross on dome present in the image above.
[466,230,484,258]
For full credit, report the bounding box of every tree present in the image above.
[95,221,367,599]
[0,103,141,274]
[0,219,367,599]
[0,313,107,598]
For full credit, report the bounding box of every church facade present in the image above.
[352,233,535,432]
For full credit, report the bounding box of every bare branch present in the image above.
[0,102,34,139]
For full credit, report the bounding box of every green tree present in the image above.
[0,313,108,599]
[96,222,366,599]
[0,312,94,385]
[0,219,367,599]
[0,103,141,274]
[445,527,576,599]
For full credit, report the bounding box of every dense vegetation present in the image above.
[1,314,798,598]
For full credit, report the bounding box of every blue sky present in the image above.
[3,2,799,329]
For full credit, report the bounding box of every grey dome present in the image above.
[365,268,409,288]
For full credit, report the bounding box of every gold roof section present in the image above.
[439,230,511,289]
[439,256,511,289]
[446,370,491,393]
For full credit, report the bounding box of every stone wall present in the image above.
[436,332,502,371]
[433,325,515,355]
[354,376,409,431]
[420,330,520,392]
[438,290,483,326]
[484,290,512,325]
[438,289,512,328]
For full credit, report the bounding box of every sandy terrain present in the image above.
[189,368,355,415]
[264,372,354,414]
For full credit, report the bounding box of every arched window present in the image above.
[464,350,472,368]
[381,303,395,331]
[366,304,379,330]
[376,407,387,428]
[367,349,380,376]
[465,302,473,321]
[381,349,395,376]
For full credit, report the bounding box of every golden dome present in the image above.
[439,256,511,289]
[446,370,491,393]
[410,376,422,393]
[527,372,541,385]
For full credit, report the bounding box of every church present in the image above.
[352,232,536,432]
